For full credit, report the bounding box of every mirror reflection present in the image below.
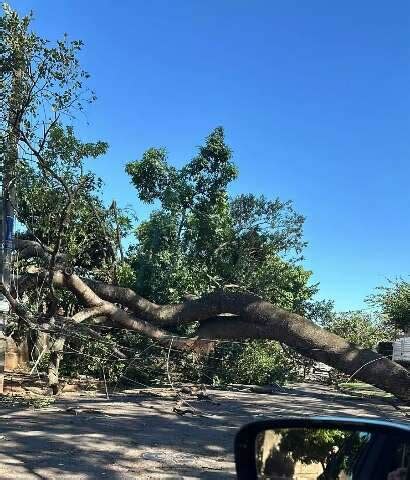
[256,427,409,480]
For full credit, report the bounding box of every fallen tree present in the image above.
[11,240,410,402]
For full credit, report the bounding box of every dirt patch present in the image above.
[0,381,408,479]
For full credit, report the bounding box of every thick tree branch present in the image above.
[70,277,410,401]
[15,238,66,264]
[51,271,209,352]
[10,250,410,401]
[72,305,108,324]
[81,279,258,326]
[197,311,410,402]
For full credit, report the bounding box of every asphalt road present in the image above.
[0,383,408,479]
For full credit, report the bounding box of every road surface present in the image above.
[0,383,408,479]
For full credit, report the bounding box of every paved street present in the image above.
[0,383,408,479]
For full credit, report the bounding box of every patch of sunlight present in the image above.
[338,382,394,399]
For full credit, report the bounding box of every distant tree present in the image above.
[320,311,396,349]
[368,279,410,333]
[277,427,370,480]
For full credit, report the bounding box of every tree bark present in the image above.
[48,336,65,395]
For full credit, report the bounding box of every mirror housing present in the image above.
[235,416,410,480]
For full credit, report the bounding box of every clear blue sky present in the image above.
[15,1,410,312]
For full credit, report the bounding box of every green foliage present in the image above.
[42,124,108,168]
[368,279,410,332]
[15,162,132,281]
[124,127,318,385]
[230,193,306,256]
[127,127,237,211]
[279,428,346,467]
[320,311,396,349]
[15,128,121,275]
[1,4,137,303]
[126,148,172,204]
[1,4,130,285]
[126,130,235,304]
[127,128,313,309]
[1,4,134,383]
[200,341,298,386]
[1,3,95,139]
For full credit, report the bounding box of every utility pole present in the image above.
[0,138,9,393]
[0,60,21,394]
[0,153,5,393]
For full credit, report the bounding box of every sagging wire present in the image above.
[346,355,391,383]
[166,336,206,416]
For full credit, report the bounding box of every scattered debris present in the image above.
[23,386,45,396]
[64,407,106,416]
[173,400,194,415]
[197,391,220,404]
[137,390,172,399]
[179,386,193,395]
[179,384,207,396]
[172,399,205,417]
[226,383,285,394]
[142,452,168,462]
[64,407,81,415]
[0,394,55,409]
[249,384,284,394]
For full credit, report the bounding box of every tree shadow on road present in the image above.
[0,383,404,479]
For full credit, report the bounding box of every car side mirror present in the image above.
[235,416,410,480]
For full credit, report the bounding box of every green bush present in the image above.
[187,340,299,386]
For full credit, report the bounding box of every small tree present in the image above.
[320,311,396,349]
[368,279,410,333]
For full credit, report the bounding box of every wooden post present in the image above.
[48,337,65,395]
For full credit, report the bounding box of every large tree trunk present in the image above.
[13,267,410,403]
[198,312,410,401]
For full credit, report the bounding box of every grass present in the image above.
[0,394,56,409]
[338,381,394,400]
